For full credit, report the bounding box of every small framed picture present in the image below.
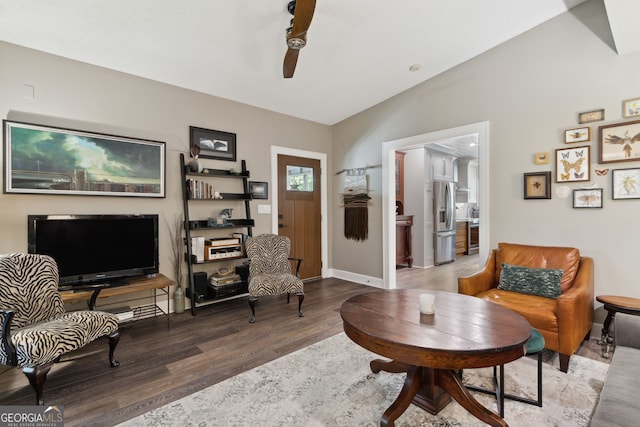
[189,126,237,161]
[599,119,640,164]
[622,97,640,118]
[249,181,268,199]
[524,172,551,199]
[612,168,640,200]
[573,188,603,208]
[578,109,604,124]
[534,152,550,165]
[564,127,590,144]
[555,146,590,182]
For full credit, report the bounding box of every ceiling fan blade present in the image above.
[289,0,315,38]
[283,47,300,79]
[283,0,316,78]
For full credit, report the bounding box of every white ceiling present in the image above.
[0,0,636,125]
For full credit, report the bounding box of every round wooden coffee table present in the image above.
[341,289,531,427]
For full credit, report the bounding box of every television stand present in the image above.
[101,279,129,288]
[60,274,174,329]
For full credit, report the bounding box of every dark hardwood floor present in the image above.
[0,257,608,426]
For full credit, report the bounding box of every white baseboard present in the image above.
[328,269,384,288]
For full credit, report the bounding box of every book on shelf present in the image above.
[191,236,205,263]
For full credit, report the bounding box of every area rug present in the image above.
[118,333,608,427]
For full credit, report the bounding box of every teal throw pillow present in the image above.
[497,263,563,299]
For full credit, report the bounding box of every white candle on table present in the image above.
[419,293,435,314]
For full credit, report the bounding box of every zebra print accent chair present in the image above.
[245,234,304,323]
[0,253,120,404]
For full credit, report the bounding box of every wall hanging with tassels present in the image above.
[339,167,375,241]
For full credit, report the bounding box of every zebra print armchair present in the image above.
[245,234,304,323]
[0,253,120,404]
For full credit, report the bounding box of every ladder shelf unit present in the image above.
[179,153,254,315]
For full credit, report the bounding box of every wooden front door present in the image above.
[277,154,321,280]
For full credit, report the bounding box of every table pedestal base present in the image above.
[370,359,507,427]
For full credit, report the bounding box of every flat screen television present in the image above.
[28,214,159,287]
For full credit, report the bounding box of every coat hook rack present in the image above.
[335,164,381,175]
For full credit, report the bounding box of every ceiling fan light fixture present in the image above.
[287,37,306,49]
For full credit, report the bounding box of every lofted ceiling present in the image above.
[0,0,636,126]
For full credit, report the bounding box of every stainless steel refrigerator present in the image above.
[433,180,456,265]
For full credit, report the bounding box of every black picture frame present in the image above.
[249,181,268,199]
[3,120,165,197]
[523,171,551,199]
[612,167,640,199]
[573,188,603,208]
[189,126,236,161]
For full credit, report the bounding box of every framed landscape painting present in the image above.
[3,120,165,197]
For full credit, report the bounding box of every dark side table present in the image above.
[596,295,640,358]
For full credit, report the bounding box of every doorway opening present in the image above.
[381,122,490,289]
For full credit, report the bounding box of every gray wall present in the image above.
[0,41,332,288]
[331,0,640,303]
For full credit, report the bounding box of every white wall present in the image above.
[331,0,640,316]
[402,148,426,267]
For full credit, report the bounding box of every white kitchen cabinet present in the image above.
[429,152,455,181]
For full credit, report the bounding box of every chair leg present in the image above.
[108,331,120,367]
[558,353,570,373]
[23,362,53,405]
[536,351,543,406]
[298,293,304,317]
[248,297,257,323]
[498,364,505,418]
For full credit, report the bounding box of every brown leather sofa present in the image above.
[458,242,594,373]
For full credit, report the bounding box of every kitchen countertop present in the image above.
[456,218,479,224]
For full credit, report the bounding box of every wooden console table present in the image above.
[396,215,413,267]
[61,273,174,329]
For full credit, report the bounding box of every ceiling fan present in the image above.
[283,0,316,78]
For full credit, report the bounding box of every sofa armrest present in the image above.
[615,313,640,349]
[556,257,594,353]
[458,249,497,295]
[0,309,17,365]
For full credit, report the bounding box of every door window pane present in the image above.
[287,165,313,192]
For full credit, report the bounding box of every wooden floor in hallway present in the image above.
[395,253,481,291]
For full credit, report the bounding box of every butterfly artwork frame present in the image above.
[555,146,590,183]
[524,171,551,199]
[573,188,603,208]
[598,119,640,164]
